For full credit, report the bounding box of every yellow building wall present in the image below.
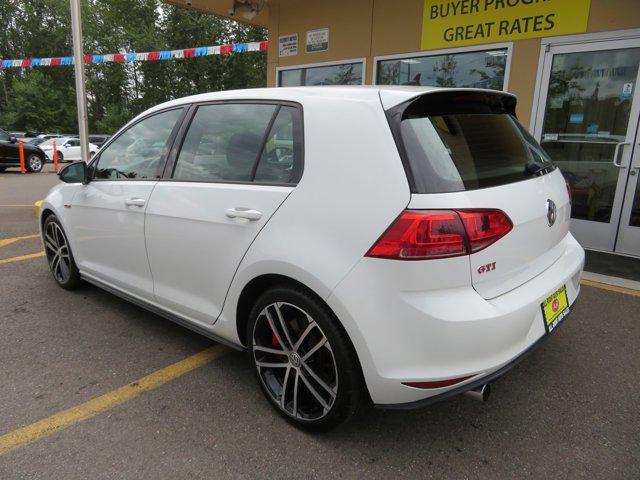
[267,0,640,126]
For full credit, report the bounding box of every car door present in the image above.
[145,102,303,324]
[63,139,81,160]
[0,129,11,162]
[0,129,19,163]
[69,107,185,301]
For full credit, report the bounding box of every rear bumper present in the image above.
[327,233,585,406]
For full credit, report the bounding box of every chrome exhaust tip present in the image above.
[463,383,491,402]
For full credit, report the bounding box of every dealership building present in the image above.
[171,0,640,259]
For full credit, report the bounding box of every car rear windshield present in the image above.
[389,91,554,193]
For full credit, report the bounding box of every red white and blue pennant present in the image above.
[0,41,268,68]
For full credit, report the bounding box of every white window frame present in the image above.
[275,57,367,87]
[372,42,513,92]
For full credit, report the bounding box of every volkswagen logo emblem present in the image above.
[546,199,557,227]
[289,352,302,368]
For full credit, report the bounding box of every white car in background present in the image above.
[39,86,584,431]
[40,137,99,162]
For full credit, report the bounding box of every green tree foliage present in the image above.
[0,0,266,134]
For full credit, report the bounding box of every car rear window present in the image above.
[388,91,554,193]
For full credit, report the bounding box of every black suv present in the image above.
[0,128,46,173]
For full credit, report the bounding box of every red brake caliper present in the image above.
[271,333,280,347]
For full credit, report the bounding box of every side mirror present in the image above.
[64,144,69,148]
[58,161,89,184]
[9,136,16,143]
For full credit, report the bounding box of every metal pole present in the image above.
[70,0,90,163]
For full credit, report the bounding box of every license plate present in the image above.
[541,285,569,333]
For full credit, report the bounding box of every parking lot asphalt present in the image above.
[1,165,639,479]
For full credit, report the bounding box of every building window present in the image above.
[278,61,363,86]
[376,48,508,90]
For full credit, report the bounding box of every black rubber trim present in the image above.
[375,303,575,410]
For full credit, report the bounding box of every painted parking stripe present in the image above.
[0,251,45,264]
[0,233,39,248]
[0,345,229,457]
[580,278,640,297]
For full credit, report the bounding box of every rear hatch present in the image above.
[384,89,571,299]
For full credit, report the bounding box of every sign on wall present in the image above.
[306,28,329,53]
[422,0,591,50]
[279,34,298,57]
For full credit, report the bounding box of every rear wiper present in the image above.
[524,161,553,177]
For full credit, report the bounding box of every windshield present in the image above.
[391,92,554,193]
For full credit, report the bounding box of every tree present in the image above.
[0,0,267,134]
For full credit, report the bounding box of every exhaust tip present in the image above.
[463,383,491,402]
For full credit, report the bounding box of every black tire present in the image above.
[247,286,364,432]
[57,151,64,163]
[26,154,44,173]
[0,167,5,172]
[43,215,82,290]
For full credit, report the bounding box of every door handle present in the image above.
[125,197,146,207]
[225,208,262,221]
[612,142,631,168]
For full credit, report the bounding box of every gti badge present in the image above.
[546,199,557,227]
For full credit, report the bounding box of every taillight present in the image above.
[457,210,513,253]
[366,209,512,260]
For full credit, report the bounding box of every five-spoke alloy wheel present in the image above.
[248,287,364,431]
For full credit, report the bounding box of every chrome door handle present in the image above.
[225,208,262,221]
[125,197,146,207]
[612,142,631,168]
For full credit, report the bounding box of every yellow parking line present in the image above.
[0,251,45,264]
[0,233,40,248]
[0,345,229,457]
[580,278,640,297]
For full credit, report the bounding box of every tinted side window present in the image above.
[0,130,11,142]
[66,139,80,147]
[172,103,276,182]
[254,106,300,183]
[93,108,182,180]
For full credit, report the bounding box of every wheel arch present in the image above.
[235,274,358,358]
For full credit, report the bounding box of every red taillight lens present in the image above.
[457,209,513,253]
[366,209,512,260]
[366,210,467,260]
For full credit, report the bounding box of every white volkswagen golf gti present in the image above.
[40,86,584,431]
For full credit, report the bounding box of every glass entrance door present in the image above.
[533,37,640,257]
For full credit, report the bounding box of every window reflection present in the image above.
[93,109,183,180]
[279,62,363,86]
[376,49,507,89]
[540,48,640,223]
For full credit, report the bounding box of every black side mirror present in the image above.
[59,161,89,184]
[9,136,16,143]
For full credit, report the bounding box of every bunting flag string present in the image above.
[0,41,268,69]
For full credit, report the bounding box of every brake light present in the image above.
[366,209,512,260]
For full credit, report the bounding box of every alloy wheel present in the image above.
[29,155,42,172]
[252,302,338,421]
[44,222,71,283]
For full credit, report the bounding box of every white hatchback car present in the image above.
[40,137,99,162]
[40,86,584,431]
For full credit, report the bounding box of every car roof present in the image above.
[137,86,516,121]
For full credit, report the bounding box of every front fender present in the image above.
[39,183,82,253]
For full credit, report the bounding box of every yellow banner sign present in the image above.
[422,0,591,50]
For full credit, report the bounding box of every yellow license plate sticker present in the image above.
[541,285,569,332]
